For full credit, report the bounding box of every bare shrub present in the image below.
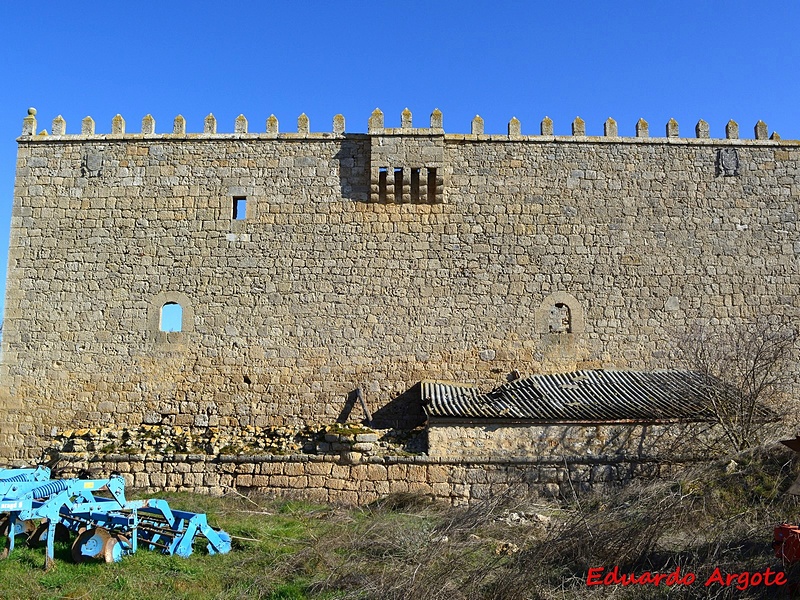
[671,320,798,453]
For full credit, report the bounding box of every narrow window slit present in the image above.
[394,168,403,203]
[427,168,437,203]
[378,167,388,202]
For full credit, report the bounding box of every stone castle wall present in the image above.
[2,109,799,460]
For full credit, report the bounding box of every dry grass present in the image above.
[3,444,800,599]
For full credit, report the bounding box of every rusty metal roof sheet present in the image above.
[422,370,733,423]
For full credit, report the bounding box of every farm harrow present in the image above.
[0,466,230,569]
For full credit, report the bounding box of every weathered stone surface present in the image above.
[2,109,798,471]
[52,115,66,136]
[603,118,617,137]
[471,115,484,135]
[571,116,585,136]
[635,118,648,137]
[665,118,678,138]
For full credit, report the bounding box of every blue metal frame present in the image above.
[0,466,231,569]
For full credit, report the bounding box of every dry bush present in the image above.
[298,445,800,599]
[671,320,798,453]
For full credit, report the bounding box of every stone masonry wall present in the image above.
[53,452,687,506]
[2,109,800,460]
[426,422,722,461]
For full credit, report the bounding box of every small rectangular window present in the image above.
[233,197,247,220]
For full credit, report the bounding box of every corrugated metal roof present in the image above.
[422,370,741,423]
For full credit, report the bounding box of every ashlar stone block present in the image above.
[81,116,95,135]
[368,108,384,133]
[666,118,678,138]
[430,108,443,129]
[297,113,309,134]
[571,116,586,136]
[266,114,279,136]
[141,114,156,135]
[401,107,412,129]
[234,114,248,134]
[333,114,345,135]
[21,108,37,136]
[52,115,66,136]
[635,118,649,138]
[204,114,217,134]
[603,118,617,137]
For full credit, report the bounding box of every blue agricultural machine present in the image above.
[0,466,231,569]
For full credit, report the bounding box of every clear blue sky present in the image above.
[0,1,798,316]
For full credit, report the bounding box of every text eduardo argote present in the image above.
[586,566,787,591]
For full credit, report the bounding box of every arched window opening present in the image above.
[160,302,183,332]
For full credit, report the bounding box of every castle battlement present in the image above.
[3,104,800,468]
[19,107,788,144]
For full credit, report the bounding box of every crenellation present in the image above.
[81,116,95,135]
[368,108,384,133]
[333,114,345,135]
[293,113,309,135]
[18,109,793,142]
[401,107,412,129]
[695,119,709,139]
[635,118,649,138]
[266,114,279,137]
[141,114,156,135]
[666,118,679,138]
[571,116,586,136]
[234,114,248,134]
[430,108,443,130]
[603,117,617,137]
[21,108,36,136]
[204,113,217,134]
[471,115,484,135]
[52,115,66,136]
[112,114,125,135]
[726,119,739,139]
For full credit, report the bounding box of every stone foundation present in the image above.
[48,452,697,506]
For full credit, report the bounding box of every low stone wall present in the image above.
[427,422,722,461]
[51,452,697,506]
